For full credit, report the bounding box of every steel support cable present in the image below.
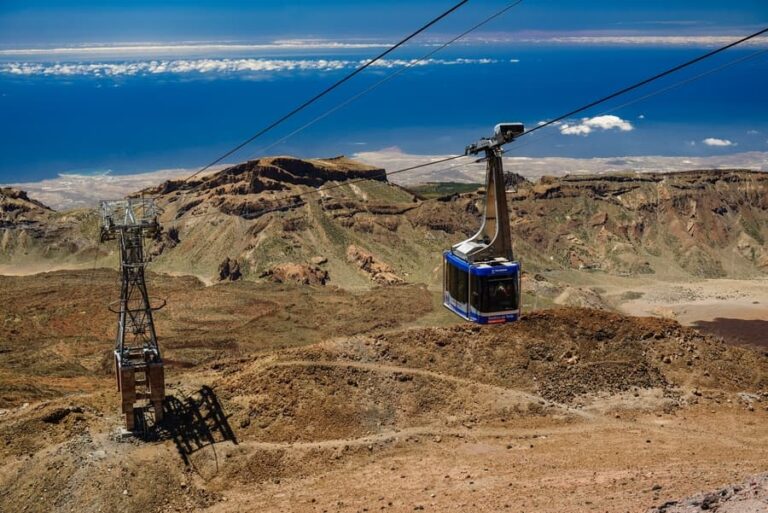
[249,0,525,159]
[224,28,768,208]
[502,47,768,156]
[180,0,470,184]
[520,26,768,138]
[179,45,768,223]
[185,154,468,220]
[176,31,768,223]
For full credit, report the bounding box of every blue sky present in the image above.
[1,1,766,46]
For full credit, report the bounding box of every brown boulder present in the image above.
[261,263,329,285]
[346,245,404,285]
[218,257,243,281]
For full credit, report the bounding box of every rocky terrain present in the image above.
[649,474,768,512]
[507,170,768,277]
[0,187,101,268]
[2,159,768,512]
[0,282,766,512]
[3,159,768,286]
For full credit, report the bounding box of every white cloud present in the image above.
[517,36,768,47]
[587,115,634,131]
[559,115,634,136]
[747,130,760,135]
[702,137,735,147]
[0,57,498,77]
[560,124,593,135]
[638,114,645,119]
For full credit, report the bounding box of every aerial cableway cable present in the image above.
[249,0,526,159]
[183,27,768,222]
[503,47,768,155]
[187,0,526,197]
[521,26,768,138]
[181,0,470,183]
[187,154,468,219]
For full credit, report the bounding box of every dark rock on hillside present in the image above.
[0,187,53,219]
[218,257,242,281]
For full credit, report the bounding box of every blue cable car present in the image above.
[443,123,524,324]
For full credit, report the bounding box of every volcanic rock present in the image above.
[346,245,403,285]
[261,263,329,286]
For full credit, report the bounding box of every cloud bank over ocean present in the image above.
[2,36,766,58]
[0,57,501,77]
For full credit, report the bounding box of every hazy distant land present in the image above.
[9,150,767,211]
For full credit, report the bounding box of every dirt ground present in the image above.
[0,269,767,513]
[604,277,768,349]
[0,270,435,408]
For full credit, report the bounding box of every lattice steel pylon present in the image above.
[99,198,165,431]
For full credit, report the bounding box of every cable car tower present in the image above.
[99,198,166,431]
[443,123,523,324]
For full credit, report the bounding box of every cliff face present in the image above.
[508,170,768,277]
[1,187,52,222]
[143,156,387,217]
[0,188,101,265]
[406,169,768,278]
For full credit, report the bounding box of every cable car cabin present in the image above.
[442,122,525,324]
[443,251,521,324]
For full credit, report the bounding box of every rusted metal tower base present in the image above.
[117,358,165,431]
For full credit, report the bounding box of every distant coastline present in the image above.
[7,150,767,211]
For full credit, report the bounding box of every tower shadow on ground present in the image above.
[134,385,238,465]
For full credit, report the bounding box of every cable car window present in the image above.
[447,261,468,304]
[474,276,518,312]
[470,274,482,310]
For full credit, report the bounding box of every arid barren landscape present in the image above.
[2,0,768,509]
[1,157,767,512]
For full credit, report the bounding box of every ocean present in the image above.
[1,42,767,183]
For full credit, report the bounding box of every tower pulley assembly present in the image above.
[443,123,523,324]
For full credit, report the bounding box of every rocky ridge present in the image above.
[2,162,768,283]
